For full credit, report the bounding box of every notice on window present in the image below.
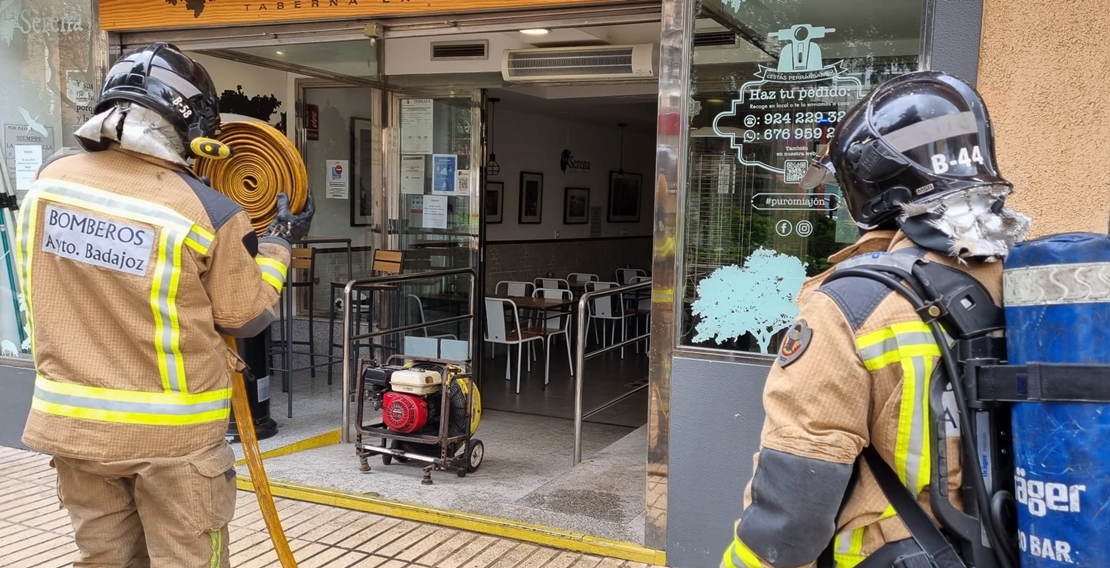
[4,123,55,192]
[326,160,349,199]
[711,23,867,184]
[431,154,458,195]
[14,145,42,190]
[401,99,433,155]
[401,155,425,195]
[422,195,448,229]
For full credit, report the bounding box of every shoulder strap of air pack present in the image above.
[861,446,967,568]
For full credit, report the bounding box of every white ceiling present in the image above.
[489,87,657,133]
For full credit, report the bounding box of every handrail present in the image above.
[573,280,652,465]
[341,267,477,443]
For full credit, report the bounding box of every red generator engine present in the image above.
[382,391,428,434]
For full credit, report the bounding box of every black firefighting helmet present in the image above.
[801,71,1009,229]
[94,42,220,156]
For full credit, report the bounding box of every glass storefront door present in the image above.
[387,92,483,367]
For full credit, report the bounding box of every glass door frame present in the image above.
[384,87,486,383]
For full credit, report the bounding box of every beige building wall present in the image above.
[977,0,1110,238]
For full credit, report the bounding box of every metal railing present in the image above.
[340,267,477,443]
[573,280,652,465]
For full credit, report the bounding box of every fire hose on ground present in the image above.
[194,116,309,568]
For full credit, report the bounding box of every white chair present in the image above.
[484,297,544,394]
[567,273,599,285]
[495,280,535,297]
[407,295,457,340]
[616,268,647,285]
[534,277,570,291]
[585,281,636,358]
[528,288,575,388]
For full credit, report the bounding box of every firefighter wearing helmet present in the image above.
[15,43,313,566]
[721,71,1031,568]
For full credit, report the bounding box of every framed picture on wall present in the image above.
[563,187,590,224]
[350,116,374,226]
[485,181,504,224]
[608,171,642,223]
[519,171,543,224]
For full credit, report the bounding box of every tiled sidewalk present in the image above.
[0,447,659,568]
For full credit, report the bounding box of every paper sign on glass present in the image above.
[431,155,458,195]
[326,160,349,199]
[423,195,448,229]
[401,155,425,195]
[401,99,434,155]
[15,145,42,191]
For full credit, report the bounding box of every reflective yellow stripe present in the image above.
[41,180,211,253]
[723,539,764,568]
[30,181,199,395]
[856,322,936,497]
[32,375,230,426]
[14,194,41,358]
[256,257,287,293]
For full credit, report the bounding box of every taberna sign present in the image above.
[98,0,618,32]
[560,149,591,173]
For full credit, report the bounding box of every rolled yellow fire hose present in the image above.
[195,116,309,568]
[195,119,309,231]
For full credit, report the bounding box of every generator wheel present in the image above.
[466,439,484,473]
[382,453,392,465]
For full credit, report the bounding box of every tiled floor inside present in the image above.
[236,326,651,545]
[0,446,661,567]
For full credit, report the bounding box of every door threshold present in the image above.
[236,474,666,565]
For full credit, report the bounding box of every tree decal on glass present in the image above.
[691,248,808,354]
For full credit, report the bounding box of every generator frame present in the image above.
[354,355,484,483]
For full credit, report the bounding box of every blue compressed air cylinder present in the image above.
[1003,232,1110,567]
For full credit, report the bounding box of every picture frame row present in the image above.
[484,171,643,225]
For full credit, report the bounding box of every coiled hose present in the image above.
[198,117,306,568]
[195,118,309,235]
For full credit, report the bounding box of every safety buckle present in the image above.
[0,193,17,212]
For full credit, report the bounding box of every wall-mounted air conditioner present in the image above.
[501,44,656,82]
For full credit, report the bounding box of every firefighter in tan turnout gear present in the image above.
[721,72,1032,568]
[15,43,314,566]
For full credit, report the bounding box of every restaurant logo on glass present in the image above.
[713,24,865,182]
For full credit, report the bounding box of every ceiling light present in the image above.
[520,28,551,36]
[275,51,285,55]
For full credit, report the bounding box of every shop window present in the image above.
[0,0,104,360]
[679,0,922,355]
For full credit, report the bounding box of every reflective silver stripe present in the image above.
[157,232,183,393]
[34,181,195,395]
[149,66,203,100]
[884,111,978,153]
[905,356,929,494]
[858,332,934,361]
[33,385,229,415]
[835,531,852,554]
[107,60,135,81]
[40,182,194,233]
[186,227,213,251]
[259,264,286,285]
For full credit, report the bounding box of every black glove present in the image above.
[264,193,315,244]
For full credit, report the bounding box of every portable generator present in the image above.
[354,357,483,483]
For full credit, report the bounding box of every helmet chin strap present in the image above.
[897,185,1033,262]
[75,103,190,167]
